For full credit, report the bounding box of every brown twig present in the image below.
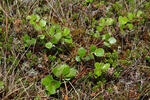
[67,67,92,89]
[123,0,129,12]
[96,40,105,47]
[5,12,8,42]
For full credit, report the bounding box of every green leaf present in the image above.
[46,85,56,94]
[41,75,53,86]
[31,14,37,20]
[112,61,117,68]
[26,15,32,20]
[54,32,62,41]
[51,37,58,44]
[94,63,103,77]
[34,24,41,31]
[27,14,39,21]
[63,27,70,36]
[90,0,93,3]
[95,62,104,69]
[48,26,55,36]
[106,18,114,26]
[127,23,133,30]
[26,38,36,45]
[54,24,61,29]
[35,15,40,22]
[102,63,110,71]
[108,37,116,44]
[65,68,77,78]
[52,64,70,78]
[38,34,45,39]
[41,75,61,95]
[112,50,118,59]
[30,38,36,45]
[86,0,93,3]
[27,14,40,24]
[96,26,103,32]
[52,80,61,89]
[23,34,30,42]
[26,51,32,59]
[145,56,150,60]
[119,24,126,32]
[93,33,100,38]
[137,10,143,17]
[94,48,104,57]
[56,28,61,33]
[114,71,120,78]
[94,69,102,77]
[83,56,91,61]
[0,81,4,89]
[94,62,101,69]
[118,16,128,25]
[45,42,53,49]
[39,19,46,27]
[90,45,96,52]
[0,81,4,86]
[102,33,111,40]
[128,12,134,20]
[89,53,94,59]
[0,28,2,33]
[48,55,56,61]
[29,20,36,25]
[75,56,81,62]
[78,47,86,57]
[64,36,72,43]
[99,18,106,26]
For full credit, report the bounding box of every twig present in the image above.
[67,67,91,89]
[19,79,30,98]
[15,0,21,18]
[91,92,100,100]
[123,0,129,12]
[59,0,65,18]
[5,46,31,82]
[27,0,39,15]
[96,40,105,47]
[69,81,80,100]
[2,87,23,100]
[46,0,63,23]
[64,80,68,100]
[5,12,8,42]
[0,4,11,18]
[18,82,34,99]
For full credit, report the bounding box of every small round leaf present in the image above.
[63,27,70,36]
[118,16,128,25]
[45,42,53,49]
[78,47,86,57]
[102,63,110,71]
[94,48,104,57]
[39,19,46,27]
[108,37,116,44]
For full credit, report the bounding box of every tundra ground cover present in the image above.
[0,0,150,99]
